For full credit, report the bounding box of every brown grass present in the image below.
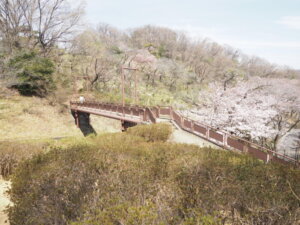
[0,95,120,140]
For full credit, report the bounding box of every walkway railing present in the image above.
[70,101,299,167]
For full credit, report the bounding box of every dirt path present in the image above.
[165,120,221,149]
[170,128,221,149]
[0,177,10,225]
[170,128,220,148]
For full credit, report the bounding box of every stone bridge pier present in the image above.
[121,120,137,131]
[71,110,96,136]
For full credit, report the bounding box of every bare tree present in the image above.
[96,23,122,47]
[35,0,84,53]
[0,0,84,53]
[0,0,29,51]
[88,57,115,90]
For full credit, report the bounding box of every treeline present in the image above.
[0,0,299,99]
[67,24,300,98]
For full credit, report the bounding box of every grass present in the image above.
[5,124,300,225]
[0,95,120,140]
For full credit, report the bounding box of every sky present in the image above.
[83,0,300,69]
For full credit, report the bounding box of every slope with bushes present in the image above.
[6,124,300,225]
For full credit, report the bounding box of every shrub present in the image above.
[127,123,172,142]
[9,51,56,97]
[7,127,300,225]
[8,144,100,225]
[0,141,45,179]
[176,150,300,224]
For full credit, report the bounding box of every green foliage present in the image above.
[156,44,167,58]
[144,43,154,48]
[9,51,56,97]
[110,46,123,54]
[7,126,300,225]
[127,123,172,142]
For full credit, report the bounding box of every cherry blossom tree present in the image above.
[187,77,300,153]
[277,129,300,160]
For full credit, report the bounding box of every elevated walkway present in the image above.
[70,100,299,167]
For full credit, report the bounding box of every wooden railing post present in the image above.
[154,107,159,118]
[242,143,249,153]
[180,114,183,128]
[266,154,270,163]
[206,127,209,139]
[144,109,147,121]
[170,107,173,119]
[143,109,147,121]
[223,133,227,147]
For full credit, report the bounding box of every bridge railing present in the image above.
[70,101,157,123]
[70,101,299,167]
[159,106,299,166]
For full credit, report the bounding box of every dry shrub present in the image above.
[127,123,172,142]
[7,126,300,225]
[0,141,46,179]
[22,107,42,116]
[176,150,300,224]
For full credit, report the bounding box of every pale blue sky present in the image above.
[84,0,300,69]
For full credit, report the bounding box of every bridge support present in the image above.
[71,110,96,136]
[121,120,137,132]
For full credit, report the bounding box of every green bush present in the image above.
[7,127,300,225]
[9,51,56,97]
[127,123,172,142]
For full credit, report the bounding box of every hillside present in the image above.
[4,124,300,225]
[0,92,120,141]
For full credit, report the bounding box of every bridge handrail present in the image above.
[179,110,297,162]
[71,100,150,122]
[145,107,157,124]
[71,100,147,109]
[166,107,299,165]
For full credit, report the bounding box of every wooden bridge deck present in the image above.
[70,100,299,167]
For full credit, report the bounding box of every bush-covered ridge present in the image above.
[127,123,172,142]
[6,124,300,225]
